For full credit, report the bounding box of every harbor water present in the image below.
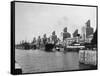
[15,49,96,73]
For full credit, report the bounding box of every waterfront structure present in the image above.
[81,26,86,42]
[37,36,41,43]
[80,30,93,43]
[91,29,97,45]
[81,20,94,42]
[63,27,71,40]
[42,34,47,45]
[73,29,78,37]
[86,20,94,38]
[37,36,41,48]
[85,34,93,43]
[32,37,36,44]
[51,31,57,44]
[65,37,76,45]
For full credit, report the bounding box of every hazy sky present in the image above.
[15,2,97,44]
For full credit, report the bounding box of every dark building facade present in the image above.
[91,29,97,45]
[73,29,78,37]
[63,27,71,40]
[86,20,94,38]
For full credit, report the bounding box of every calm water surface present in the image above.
[15,49,86,73]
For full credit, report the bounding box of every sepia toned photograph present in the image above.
[11,1,98,75]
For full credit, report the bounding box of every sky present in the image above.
[15,2,97,44]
